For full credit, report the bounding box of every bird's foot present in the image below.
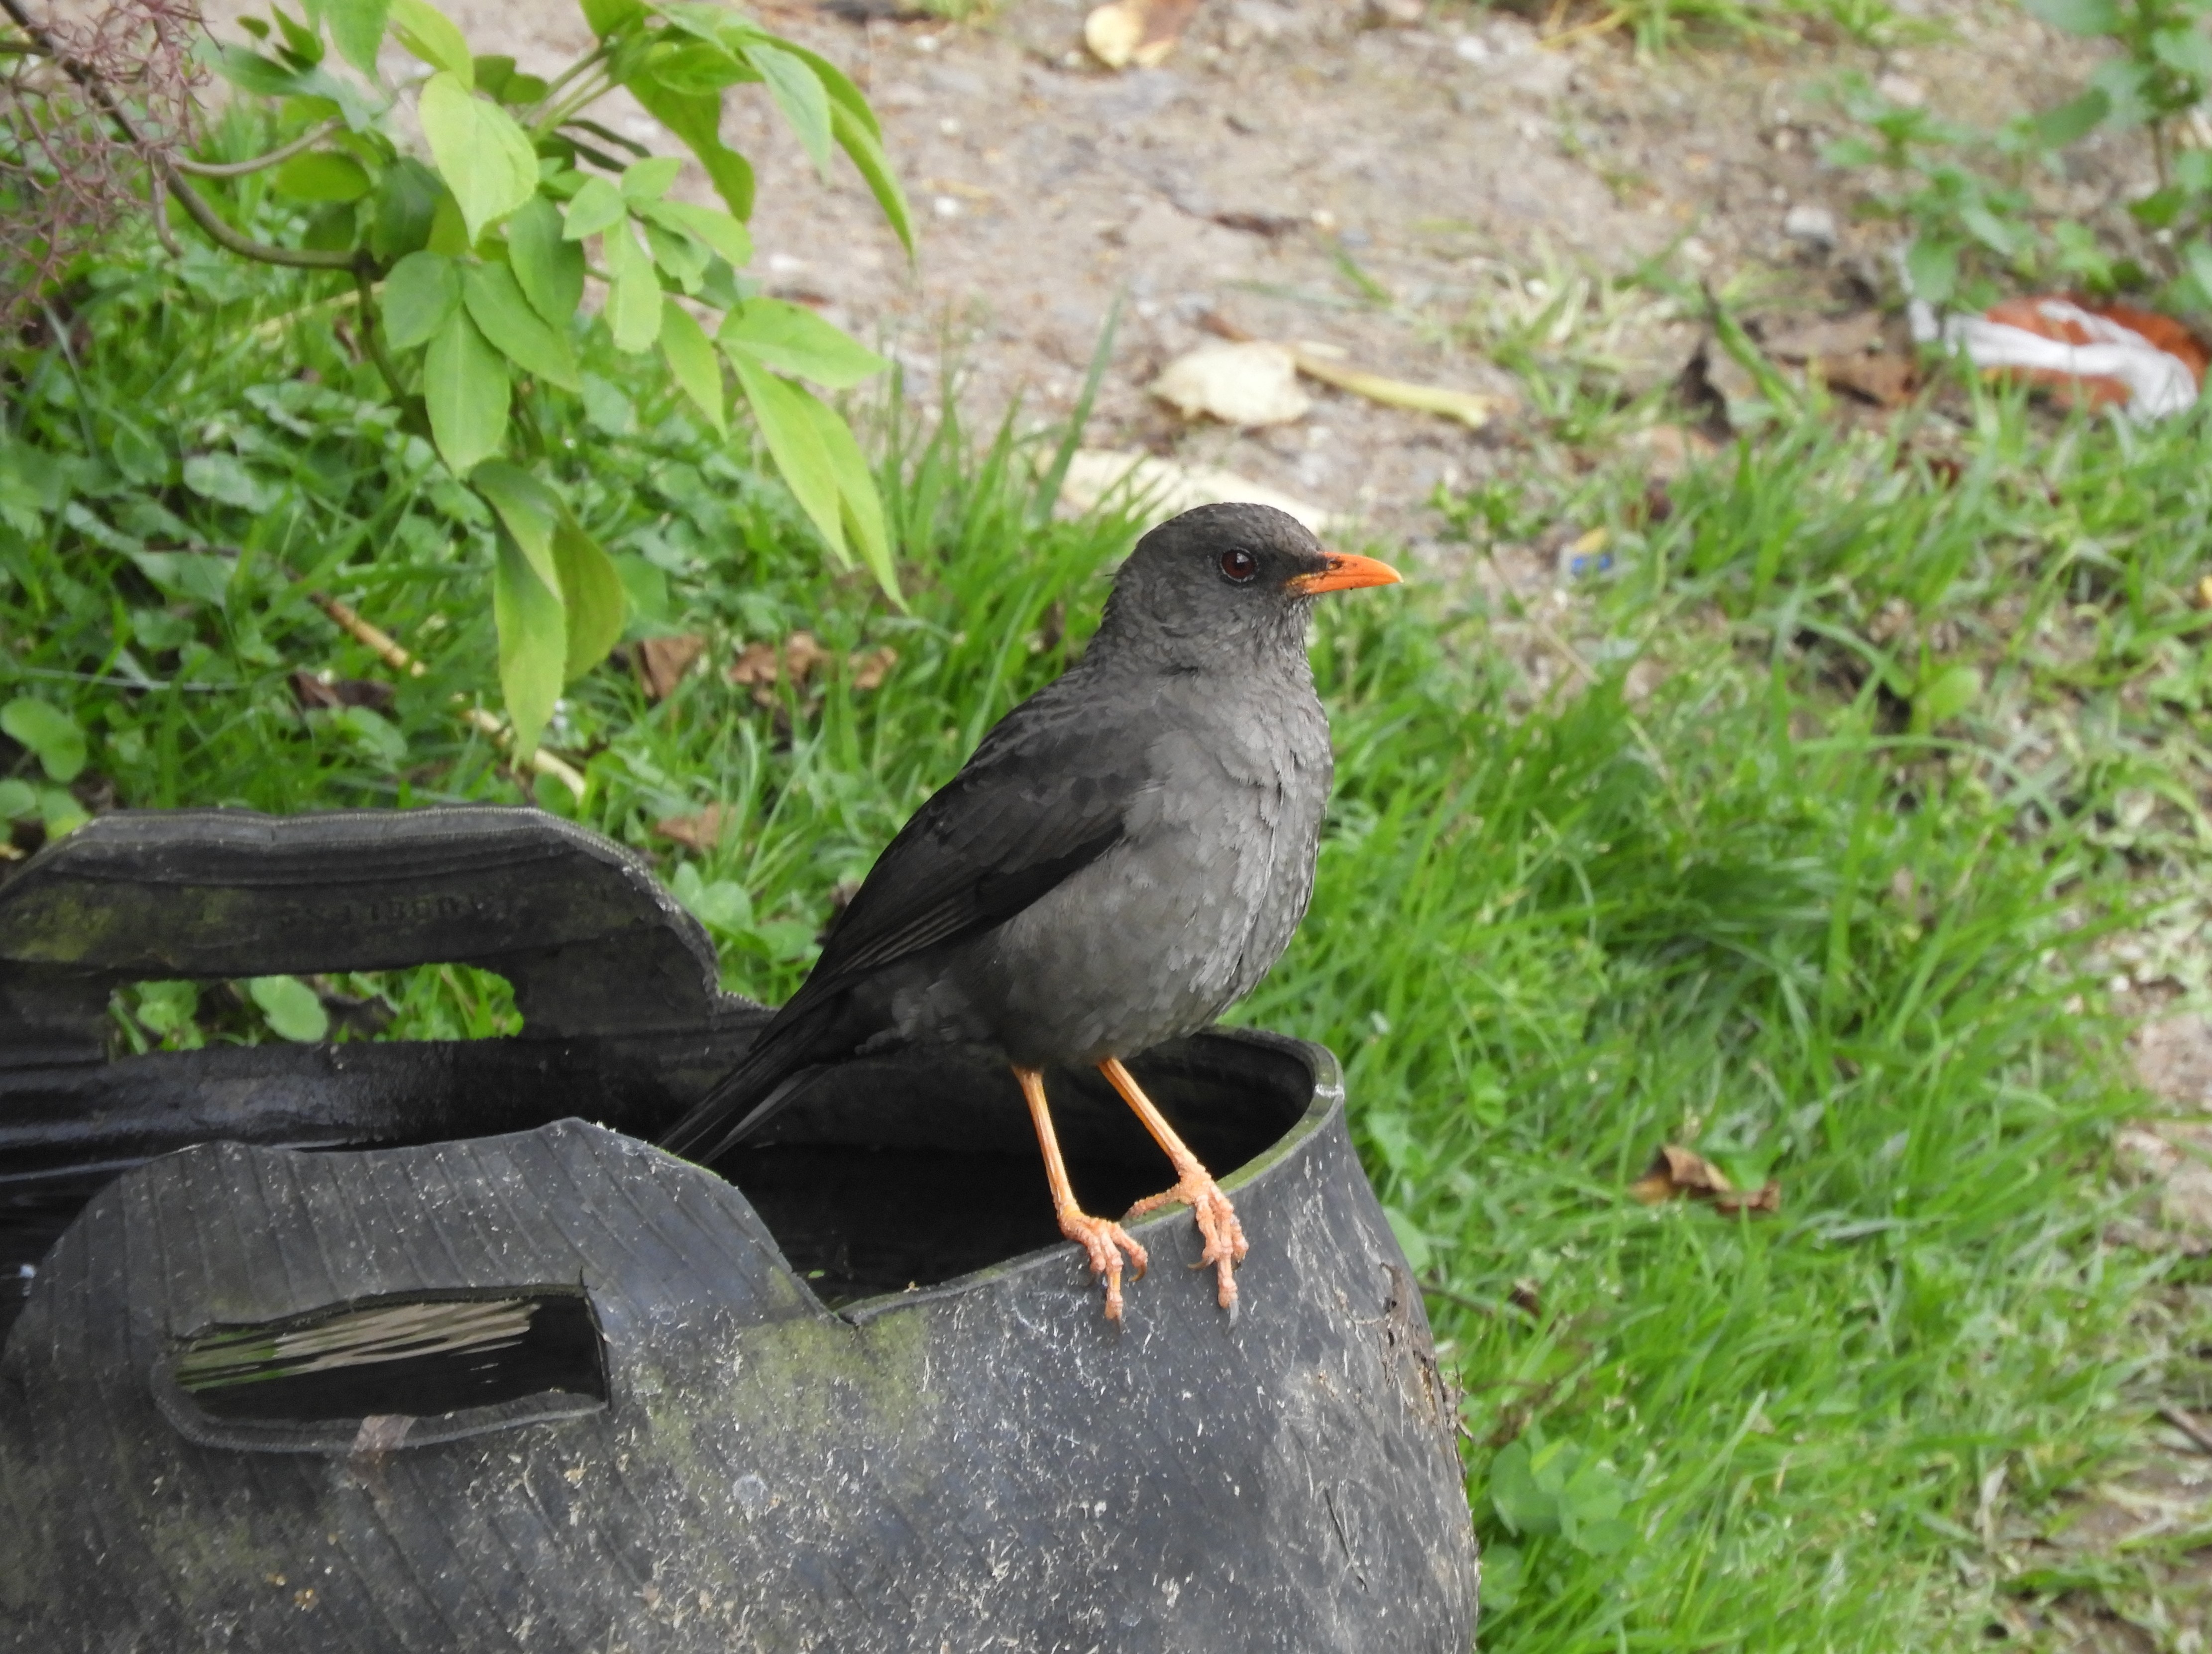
[1059,1209,1148,1321]
[1127,1170,1248,1311]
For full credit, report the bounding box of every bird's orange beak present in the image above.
[1288,552,1404,595]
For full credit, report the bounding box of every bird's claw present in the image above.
[1060,1211,1148,1321]
[1127,1171,1248,1311]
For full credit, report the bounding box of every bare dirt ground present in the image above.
[293,0,2134,556]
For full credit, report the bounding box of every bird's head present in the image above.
[1095,503,1402,662]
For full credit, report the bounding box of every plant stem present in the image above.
[532,42,609,110]
[536,70,618,139]
[173,116,344,179]
[0,0,362,274]
[353,268,405,400]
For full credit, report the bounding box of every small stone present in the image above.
[1782,204,1837,247]
[1875,72,1924,107]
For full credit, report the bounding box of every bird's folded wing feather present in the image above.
[781,682,1156,1014]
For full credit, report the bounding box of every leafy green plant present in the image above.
[1,0,912,753]
[1826,0,2212,310]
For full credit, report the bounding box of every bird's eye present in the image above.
[1219,548,1259,583]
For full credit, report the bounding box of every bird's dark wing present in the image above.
[786,683,1152,1016]
[660,676,1155,1162]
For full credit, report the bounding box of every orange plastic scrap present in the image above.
[1915,293,2209,420]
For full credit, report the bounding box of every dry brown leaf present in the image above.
[1713,1180,1782,1216]
[1152,341,1312,427]
[728,640,781,689]
[634,634,707,701]
[1759,313,1884,362]
[1816,351,1918,408]
[654,805,731,853]
[1084,0,1201,67]
[730,634,895,706]
[849,646,898,692]
[1288,349,1504,429]
[1629,1143,1780,1215]
[1196,313,1507,430]
[784,631,831,681]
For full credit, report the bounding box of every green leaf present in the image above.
[2030,88,2110,147]
[2154,23,2212,77]
[1914,662,1982,728]
[1380,1204,1433,1273]
[643,220,709,290]
[204,41,380,128]
[381,248,460,349]
[37,785,88,839]
[504,198,584,329]
[622,154,684,204]
[0,698,87,782]
[493,535,566,757]
[830,101,913,258]
[208,43,309,97]
[274,149,372,203]
[0,778,36,821]
[2020,0,2119,32]
[418,71,539,239]
[462,260,580,390]
[472,53,516,97]
[669,864,753,932]
[581,0,646,35]
[718,299,886,388]
[323,0,391,75]
[1904,235,1959,307]
[627,77,755,219]
[2187,240,2212,305]
[130,550,235,606]
[561,175,627,239]
[272,5,325,65]
[2130,185,2188,229]
[1487,1438,1557,1536]
[506,195,585,325]
[659,298,726,435]
[2177,149,2212,193]
[771,40,883,142]
[648,41,757,96]
[423,308,509,472]
[727,354,846,563]
[370,157,444,260]
[470,459,561,591]
[749,44,833,178]
[552,512,625,679]
[181,452,278,512]
[1477,1545,1523,1620]
[248,975,331,1043]
[603,223,663,354]
[389,0,472,81]
[644,199,752,268]
[795,387,898,601]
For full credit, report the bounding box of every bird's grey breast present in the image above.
[968,665,1332,1065]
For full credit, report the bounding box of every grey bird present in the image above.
[660,503,1401,1318]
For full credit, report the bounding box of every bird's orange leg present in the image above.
[1014,1065,1148,1320]
[1098,1056,1249,1311]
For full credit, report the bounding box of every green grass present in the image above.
[4,243,2209,1648]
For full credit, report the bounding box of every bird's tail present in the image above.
[658,1006,835,1166]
